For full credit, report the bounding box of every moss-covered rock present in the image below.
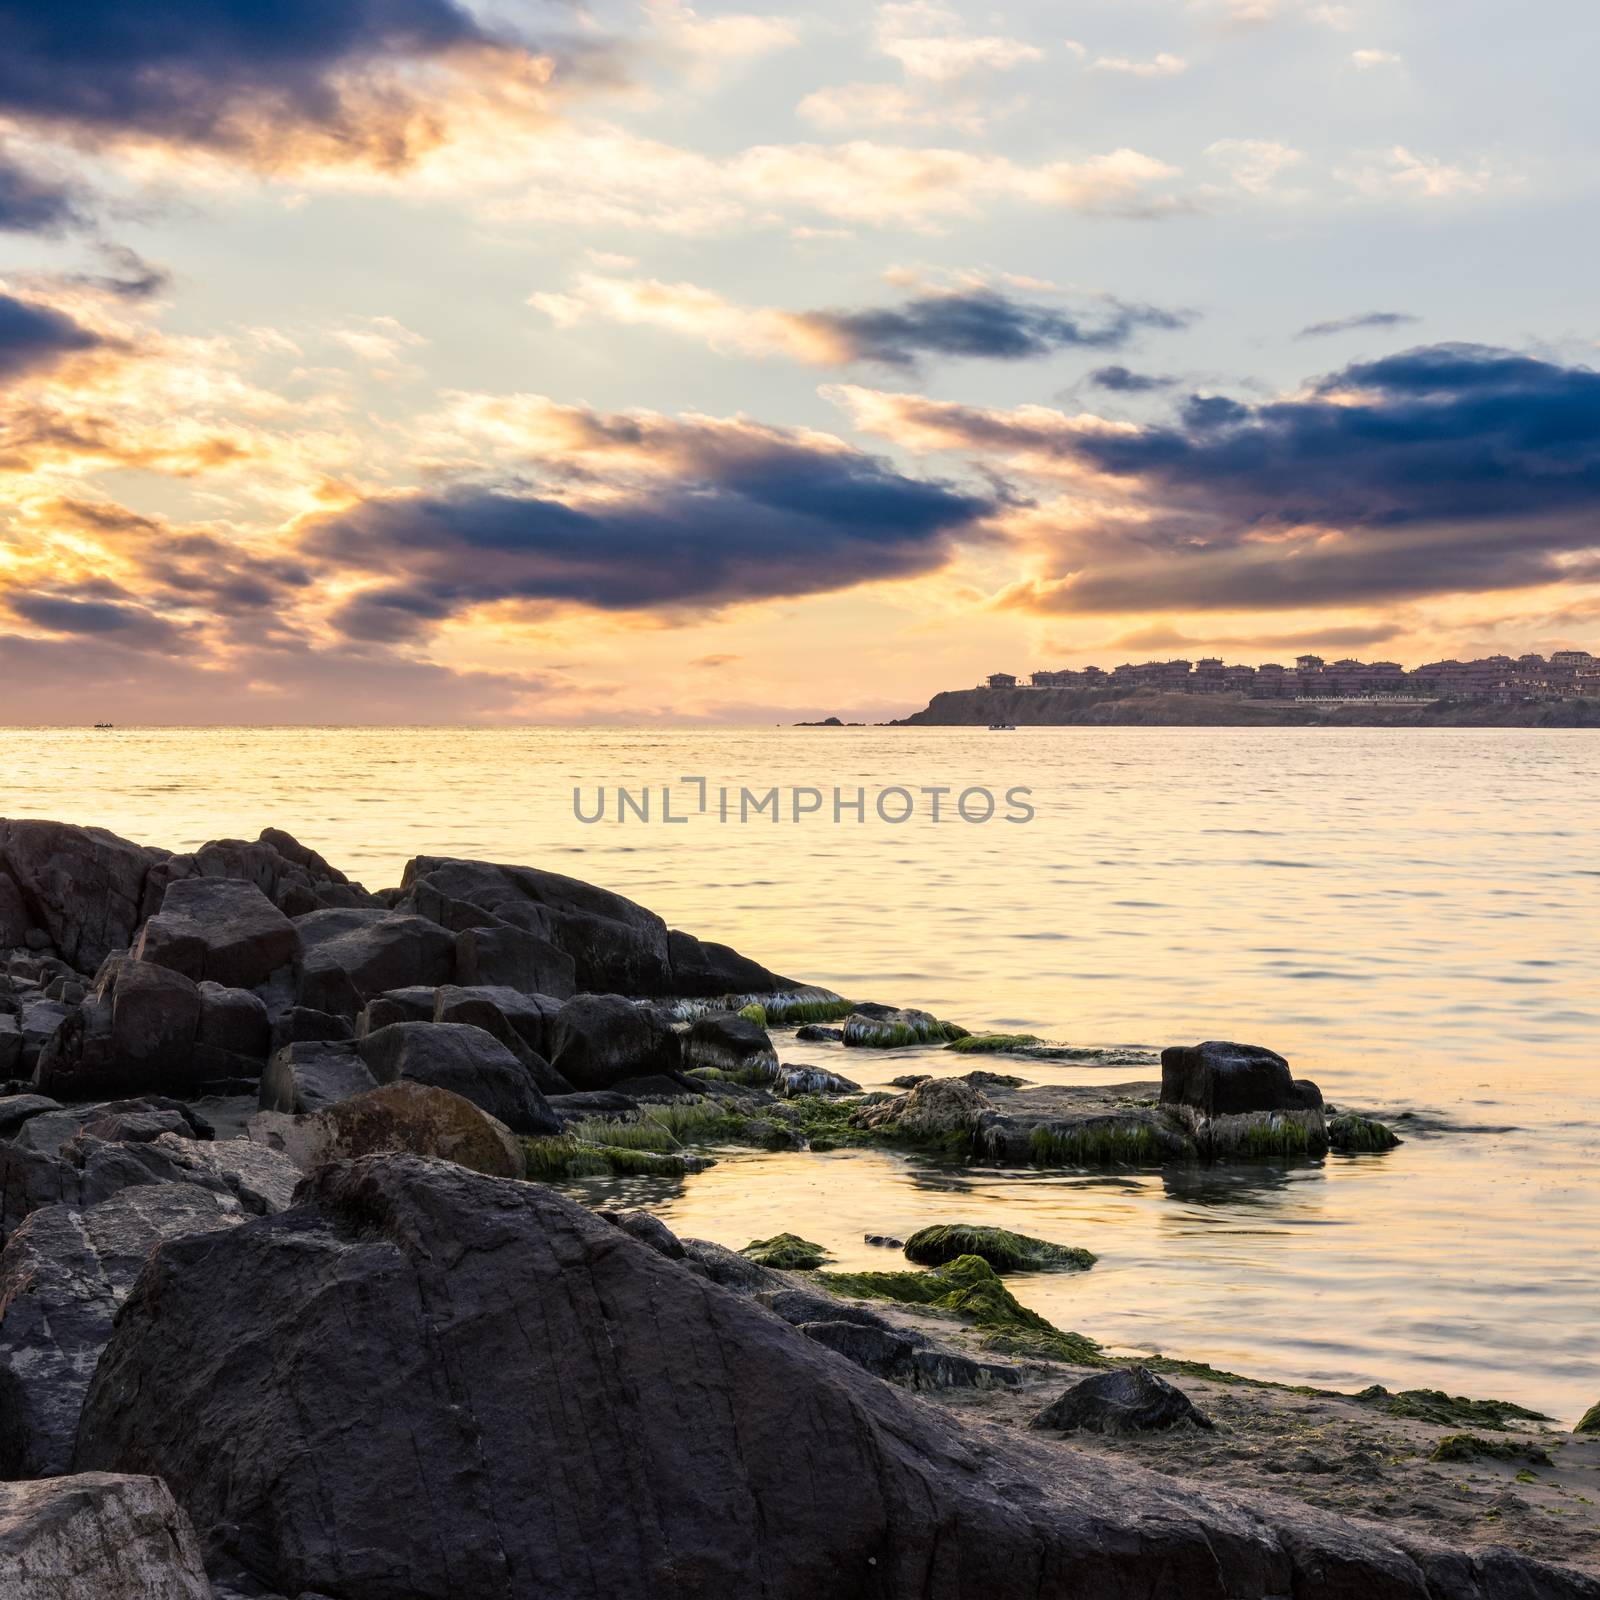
[1355,1384,1550,1430]
[1327,1112,1402,1153]
[737,1002,768,1026]
[816,1254,1104,1365]
[1574,1402,1600,1435]
[842,1007,968,1048]
[1430,1434,1551,1465]
[903,1224,1095,1273]
[521,1134,715,1181]
[741,1233,828,1270]
[947,1033,1042,1055]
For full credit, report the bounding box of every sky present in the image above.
[0,0,1597,724]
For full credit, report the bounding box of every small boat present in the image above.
[92,722,114,730]
[988,722,1017,730]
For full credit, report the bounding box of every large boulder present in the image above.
[294,909,456,1015]
[854,1077,993,1149]
[454,924,575,1000]
[682,1013,777,1081]
[356,1022,559,1135]
[548,994,682,1092]
[141,827,373,921]
[1160,1041,1321,1116]
[74,1155,1599,1600]
[432,985,571,1094]
[0,1473,212,1599]
[248,1082,525,1179]
[1029,1367,1214,1436]
[134,878,299,991]
[397,856,794,998]
[0,821,167,974]
[0,1184,244,1476]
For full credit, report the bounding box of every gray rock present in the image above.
[1029,1366,1215,1435]
[71,1154,1592,1600]
[549,994,682,1092]
[355,987,437,1036]
[0,1473,212,1599]
[0,820,167,974]
[0,1184,244,1475]
[17,1000,71,1079]
[431,986,571,1095]
[295,911,455,1016]
[598,1208,685,1259]
[268,1006,353,1052]
[134,878,300,991]
[142,828,373,922]
[775,1065,860,1097]
[356,1022,559,1136]
[258,1042,377,1115]
[0,1094,57,1139]
[0,873,30,950]
[16,1097,213,1158]
[1160,1041,1322,1116]
[0,1016,21,1078]
[71,1132,301,1218]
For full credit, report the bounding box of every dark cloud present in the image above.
[980,343,1600,613]
[304,434,996,625]
[0,0,574,167]
[0,293,103,382]
[0,146,91,234]
[68,246,172,301]
[1102,622,1404,652]
[1088,365,1177,393]
[4,588,192,652]
[1296,311,1419,340]
[799,289,1190,368]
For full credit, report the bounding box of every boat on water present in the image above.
[92,722,114,729]
[988,722,1017,730]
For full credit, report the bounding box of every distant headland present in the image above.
[888,648,1600,727]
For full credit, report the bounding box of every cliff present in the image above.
[891,688,1600,728]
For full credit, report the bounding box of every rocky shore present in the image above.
[0,816,1595,1597]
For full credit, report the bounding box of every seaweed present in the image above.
[1028,1121,1163,1167]
[1430,1434,1552,1465]
[1356,1385,1552,1430]
[520,1134,715,1180]
[1327,1112,1402,1153]
[741,1233,828,1270]
[946,1033,1042,1054]
[737,1002,768,1026]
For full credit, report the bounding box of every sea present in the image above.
[3,724,1596,1422]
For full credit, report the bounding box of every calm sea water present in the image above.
[2,726,1596,1421]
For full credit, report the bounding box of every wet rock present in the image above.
[0,1473,212,1599]
[355,986,437,1035]
[70,1131,301,1217]
[864,1233,904,1248]
[257,1041,377,1115]
[903,1225,1095,1273]
[268,1006,353,1052]
[355,1022,559,1136]
[794,1025,843,1042]
[797,1320,1023,1392]
[453,924,575,1000]
[683,1012,777,1080]
[134,877,300,991]
[842,1004,965,1048]
[1575,1402,1600,1435]
[294,910,456,1016]
[247,1082,525,1180]
[775,1065,860,1097]
[1160,1041,1321,1116]
[0,1017,20,1079]
[0,1183,244,1476]
[0,821,167,974]
[70,1153,1575,1600]
[1328,1112,1402,1152]
[740,1233,828,1270]
[547,1090,640,1122]
[1030,1366,1214,1436]
[549,994,682,1093]
[431,985,570,1094]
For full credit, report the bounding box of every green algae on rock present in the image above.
[1327,1112,1402,1152]
[1576,1402,1600,1435]
[741,1233,829,1270]
[841,1006,969,1048]
[1356,1384,1551,1430]
[1430,1434,1553,1465]
[816,1254,1105,1365]
[946,1033,1041,1054]
[521,1134,716,1181]
[903,1224,1095,1273]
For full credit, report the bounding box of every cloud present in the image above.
[1090,54,1189,78]
[1297,310,1418,339]
[1340,146,1504,199]
[301,399,998,623]
[795,83,990,134]
[64,246,173,301]
[690,652,742,667]
[531,273,1191,367]
[873,2,1044,82]
[837,344,1600,614]
[4,586,194,652]
[0,145,91,234]
[1351,48,1401,68]
[646,0,797,65]
[1099,621,1404,652]
[0,292,105,382]
[1088,365,1179,393]
[1205,138,1303,194]
[0,0,585,173]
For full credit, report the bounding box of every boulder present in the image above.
[17,1097,214,1158]
[548,994,682,1093]
[356,1022,559,1136]
[294,911,456,1015]
[454,925,575,1000]
[841,1005,963,1048]
[141,827,373,921]
[0,1094,57,1139]
[682,1013,777,1081]
[397,856,795,998]
[0,873,30,950]
[355,986,437,1036]
[774,1066,860,1097]
[16,1001,71,1078]
[268,1006,352,1052]
[1160,1041,1321,1116]
[134,878,299,992]
[0,820,167,974]
[598,1208,686,1260]
[431,986,571,1095]
[71,1154,1593,1600]
[0,1473,212,1599]
[0,1184,244,1476]
[0,1017,21,1079]
[1029,1366,1214,1436]
[194,983,272,1078]
[257,1042,377,1115]
[68,1132,301,1218]
[34,959,210,1100]
[247,1082,525,1180]
[853,1078,993,1149]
